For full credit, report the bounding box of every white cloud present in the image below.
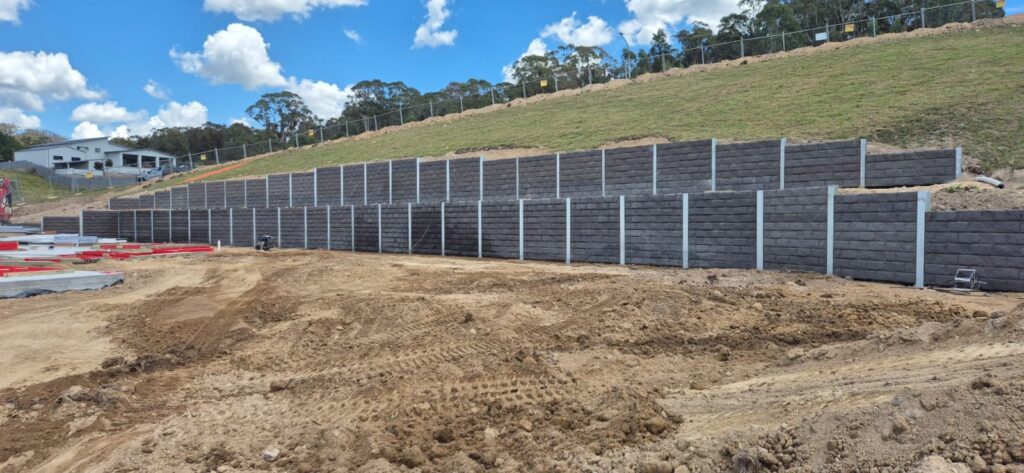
[71,101,147,124]
[0,0,30,24]
[143,80,171,100]
[619,0,741,44]
[0,51,102,112]
[203,0,366,22]
[344,28,364,44]
[170,23,288,90]
[286,78,352,120]
[229,116,252,127]
[502,38,548,83]
[413,0,457,48]
[71,121,104,140]
[541,12,615,47]
[0,106,40,129]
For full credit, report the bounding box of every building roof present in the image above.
[106,148,177,158]
[24,136,110,151]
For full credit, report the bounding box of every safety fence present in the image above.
[67,187,1023,292]
[108,139,962,211]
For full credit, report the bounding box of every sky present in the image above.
[0,0,1020,140]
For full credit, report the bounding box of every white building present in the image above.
[14,137,177,176]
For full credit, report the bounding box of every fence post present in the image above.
[915,191,931,288]
[859,139,867,188]
[445,160,450,202]
[779,138,786,190]
[459,95,464,113]
[223,181,228,209]
[313,168,319,207]
[268,138,273,153]
[921,8,926,28]
[782,33,786,51]
[276,208,281,248]
[971,0,977,22]
[827,186,836,275]
[478,200,483,258]
[340,166,345,206]
[517,199,523,261]
[872,17,877,37]
[264,176,270,208]
[204,182,209,208]
[399,106,404,125]
[350,205,355,251]
[478,157,484,201]
[243,180,248,208]
[756,191,764,270]
[701,46,705,65]
[682,193,689,269]
[955,147,963,179]
[373,115,378,131]
[619,195,626,265]
[555,153,561,199]
[415,158,421,203]
[168,210,174,242]
[565,198,571,264]
[319,128,324,143]
[303,207,308,249]
[652,145,658,195]
[377,204,382,253]
[326,206,331,250]
[522,82,527,99]
[601,149,607,197]
[710,138,718,192]
[363,163,368,204]
[214,148,220,164]
[407,202,412,254]
[554,76,559,92]
[588,67,593,85]
[515,158,520,200]
[491,89,496,105]
[429,100,434,117]
[288,173,294,207]
[345,121,350,137]
[740,37,745,58]
[243,144,247,159]
[441,202,446,256]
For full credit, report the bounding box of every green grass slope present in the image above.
[1,169,104,205]
[169,22,1024,186]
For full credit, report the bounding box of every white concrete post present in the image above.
[601,149,607,197]
[515,158,520,200]
[955,147,963,178]
[477,201,483,258]
[415,158,421,204]
[303,207,308,249]
[556,153,561,199]
[441,202,446,256]
[756,191,765,270]
[228,209,233,246]
[377,204,382,253]
[518,199,524,261]
[133,210,138,242]
[826,186,836,276]
[276,208,281,248]
[652,144,658,195]
[710,138,718,192]
[682,194,690,269]
[363,163,368,205]
[859,139,867,188]
[388,161,393,204]
[265,176,270,208]
[168,210,173,242]
[350,205,355,252]
[445,160,451,202]
[204,182,209,208]
[78,210,84,236]
[288,173,294,207]
[339,166,345,206]
[407,202,413,254]
[619,195,626,265]
[222,182,227,209]
[326,206,331,251]
[478,157,484,201]
[565,198,571,264]
[779,138,787,190]
[313,168,318,207]
[915,191,931,288]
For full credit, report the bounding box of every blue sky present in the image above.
[0,0,1020,139]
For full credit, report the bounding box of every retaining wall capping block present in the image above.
[605,145,655,197]
[559,150,603,198]
[482,158,517,201]
[447,157,482,202]
[419,160,447,204]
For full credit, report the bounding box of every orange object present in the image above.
[186,162,248,183]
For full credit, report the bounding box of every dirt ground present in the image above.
[1,250,1022,472]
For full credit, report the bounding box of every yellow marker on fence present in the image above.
[85,171,94,179]
[200,154,207,161]
[996,0,1005,7]
[540,80,548,88]
[844,23,855,33]
[307,129,315,137]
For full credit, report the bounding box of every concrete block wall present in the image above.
[152,210,170,243]
[171,210,190,243]
[522,199,567,262]
[449,158,481,202]
[188,184,206,209]
[625,194,683,266]
[380,205,407,253]
[560,150,603,198]
[278,207,305,248]
[390,158,419,204]
[231,209,255,248]
[328,206,354,251]
[291,172,315,207]
[866,149,959,188]
[170,187,187,209]
[605,145,653,197]
[136,211,154,242]
[315,167,342,207]
[519,155,558,200]
[154,191,171,209]
[206,183,226,209]
[209,210,231,246]
[343,164,366,205]
[138,195,155,209]
[109,198,140,210]
[353,206,379,252]
[365,163,389,204]
[117,211,134,240]
[82,211,118,238]
[419,161,447,204]
[255,208,277,243]
[716,140,781,191]
[480,201,518,259]
[411,204,443,255]
[245,179,268,208]
[925,210,1024,292]
[190,210,211,244]
[689,192,757,269]
[657,140,714,195]
[225,181,246,208]
[763,187,829,273]
[834,192,918,284]
[570,196,619,264]
[482,158,515,201]
[307,207,329,250]
[444,202,478,257]
[268,174,290,207]
[785,140,862,188]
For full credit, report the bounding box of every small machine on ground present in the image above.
[255,235,274,251]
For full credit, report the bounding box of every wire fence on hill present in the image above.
[175,0,1004,170]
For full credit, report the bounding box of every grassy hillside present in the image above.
[165,22,1023,187]
[1,169,104,205]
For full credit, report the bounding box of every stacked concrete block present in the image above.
[519,155,558,200]
[866,149,958,188]
[657,140,714,195]
[278,208,305,248]
[187,184,205,209]
[785,140,861,188]
[365,163,390,204]
[411,204,443,255]
[444,202,478,257]
[108,198,140,210]
[152,210,171,243]
[225,181,246,208]
[315,167,342,206]
[380,205,407,253]
[138,194,156,209]
[306,207,329,249]
[689,192,757,269]
[190,210,211,244]
[206,183,226,209]
[522,199,567,262]
[763,187,829,273]
[480,201,518,259]
[605,145,654,197]
[209,210,232,246]
[328,206,354,251]
[154,190,172,209]
[449,158,482,202]
[624,194,684,266]
[170,186,187,209]
[231,209,255,248]
[168,210,188,242]
[716,140,781,191]
[419,160,447,204]
[559,150,603,198]
[343,164,367,205]
[245,179,268,208]
[925,210,1023,292]
[482,159,515,201]
[570,196,619,264]
[117,211,134,240]
[136,211,154,242]
[255,208,277,243]
[390,158,419,204]
[291,173,315,207]
[267,174,290,207]
[82,211,119,238]
[834,192,917,284]
[353,206,380,252]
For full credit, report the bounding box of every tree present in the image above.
[0,125,24,162]
[675,22,715,66]
[649,29,676,73]
[341,80,423,128]
[246,92,316,139]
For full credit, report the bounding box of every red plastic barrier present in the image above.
[0,242,18,251]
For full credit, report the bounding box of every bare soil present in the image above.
[1,250,1022,472]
